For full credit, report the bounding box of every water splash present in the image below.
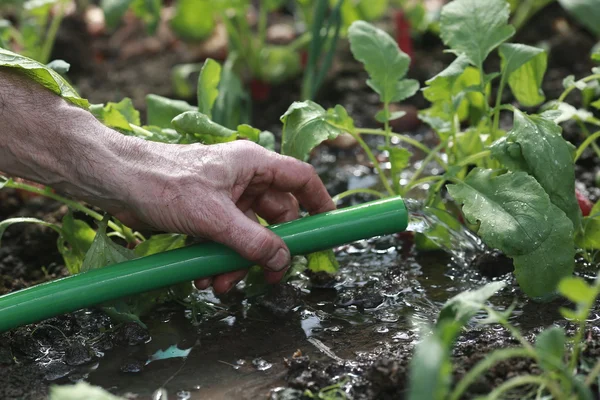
[404,199,484,267]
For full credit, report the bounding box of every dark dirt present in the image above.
[0,3,599,400]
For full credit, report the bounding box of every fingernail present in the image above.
[266,248,290,271]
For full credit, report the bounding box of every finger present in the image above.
[211,201,291,271]
[252,191,299,224]
[264,269,287,284]
[194,277,212,290]
[212,269,248,294]
[259,153,335,215]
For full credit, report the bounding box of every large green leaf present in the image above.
[499,43,547,106]
[512,205,575,299]
[0,48,88,108]
[535,326,566,373]
[146,94,195,129]
[170,0,215,41]
[491,110,581,229]
[280,101,349,161]
[348,21,418,104]
[558,0,600,37]
[80,217,135,273]
[437,281,506,326]
[134,234,186,257]
[197,58,221,119]
[439,0,515,67]
[447,169,553,256]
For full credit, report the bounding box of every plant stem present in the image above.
[575,130,600,161]
[486,375,562,400]
[40,0,67,64]
[457,150,492,167]
[402,140,448,195]
[449,348,534,400]
[332,189,385,203]
[348,131,395,196]
[4,180,134,242]
[557,74,600,104]
[356,128,449,169]
[585,359,600,386]
[404,175,445,191]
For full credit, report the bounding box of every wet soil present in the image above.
[0,3,599,400]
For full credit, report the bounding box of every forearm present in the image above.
[0,68,147,209]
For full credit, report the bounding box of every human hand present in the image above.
[104,140,335,294]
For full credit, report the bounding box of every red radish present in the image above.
[250,79,271,101]
[576,189,593,216]
[394,10,413,63]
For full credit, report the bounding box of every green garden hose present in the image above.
[0,196,408,332]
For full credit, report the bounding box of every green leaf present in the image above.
[213,53,251,129]
[0,48,88,108]
[499,43,547,106]
[146,94,195,129]
[437,281,506,327]
[131,0,161,33]
[558,276,596,304]
[407,321,459,400]
[447,169,554,256]
[171,63,202,98]
[558,0,600,37]
[170,0,215,41]
[81,217,135,273]
[46,59,70,75]
[257,45,302,84]
[384,146,411,193]
[90,98,140,132]
[512,204,575,300]
[172,111,237,144]
[197,58,222,119]
[59,212,96,274]
[440,0,515,66]
[578,201,600,249]
[134,234,186,257]
[0,217,61,248]
[100,0,133,29]
[236,124,260,142]
[258,130,275,151]
[492,110,581,229]
[348,21,417,104]
[306,249,339,274]
[280,101,348,161]
[423,54,471,103]
[591,98,600,110]
[50,382,124,400]
[535,326,566,373]
[375,110,406,123]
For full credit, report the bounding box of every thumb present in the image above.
[213,204,291,271]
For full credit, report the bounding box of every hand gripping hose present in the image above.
[0,196,408,332]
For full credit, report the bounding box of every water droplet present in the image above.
[252,358,272,371]
[177,390,191,400]
[375,325,389,334]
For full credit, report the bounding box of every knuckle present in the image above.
[245,230,274,262]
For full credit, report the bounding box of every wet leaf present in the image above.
[197,58,221,119]
[383,146,412,193]
[437,281,506,327]
[491,110,581,229]
[307,249,339,274]
[499,43,547,106]
[440,0,514,66]
[535,326,566,373]
[0,48,88,107]
[348,21,417,103]
[512,205,575,299]
[146,94,195,129]
[280,101,347,161]
[423,54,471,103]
[80,217,135,273]
[170,0,215,41]
[447,169,554,256]
[134,234,186,257]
